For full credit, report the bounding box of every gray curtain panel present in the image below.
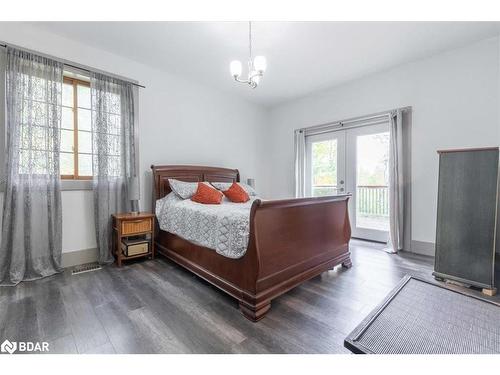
[91,73,136,264]
[0,47,63,286]
[294,129,306,198]
[387,110,405,253]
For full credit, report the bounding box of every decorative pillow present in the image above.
[168,179,200,199]
[223,182,250,203]
[211,182,257,196]
[191,182,223,204]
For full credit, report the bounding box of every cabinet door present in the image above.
[435,149,498,288]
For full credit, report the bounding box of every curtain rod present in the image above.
[297,106,412,134]
[0,43,145,89]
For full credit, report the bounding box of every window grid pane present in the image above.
[61,107,73,130]
[62,83,73,107]
[60,152,74,176]
[78,130,92,154]
[77,84,91,109]
[58,79,122,179]
[60,129,74,153]
[77,108,91,131]
[78,153,93,176]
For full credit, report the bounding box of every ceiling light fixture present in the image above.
[230,22,267,89]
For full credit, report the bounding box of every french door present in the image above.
[306,123,390,242]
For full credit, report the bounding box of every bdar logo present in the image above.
[1,339,17,354]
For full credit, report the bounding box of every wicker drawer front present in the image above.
[122,242,149,257]
[121,219,152,235]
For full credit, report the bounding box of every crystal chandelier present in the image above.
[230,22,267,89]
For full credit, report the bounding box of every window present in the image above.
[16,73,127,181]
[61,77,93,179]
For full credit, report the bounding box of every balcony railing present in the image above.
[357,185,389,217]
[312,185,389,217]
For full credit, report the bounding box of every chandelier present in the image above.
[230,22,267,89]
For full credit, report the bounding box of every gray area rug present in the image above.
[345,276,500,354]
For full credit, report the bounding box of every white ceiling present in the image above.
[31,22,500,107]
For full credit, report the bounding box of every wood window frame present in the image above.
[61,76,92,180]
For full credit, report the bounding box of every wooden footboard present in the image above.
[151,165,352,321]
[239,195,352,320]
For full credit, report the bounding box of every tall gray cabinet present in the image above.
[434,147,498,296]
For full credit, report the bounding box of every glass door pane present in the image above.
[356,132,390,231]
[312,139,338,196]
[305,131,345,197]
[345,123,390,242]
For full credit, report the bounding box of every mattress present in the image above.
[155,192,257,259]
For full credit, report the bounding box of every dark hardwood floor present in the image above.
[1,240,495,354]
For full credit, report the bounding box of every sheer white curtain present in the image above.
[91,72,136,264]
[294,129,306,198]
[0,47,63,285]
[386,110,405,253]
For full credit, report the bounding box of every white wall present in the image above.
[1,24,499,258]
[264,37,500,252]
[0,23,268,256]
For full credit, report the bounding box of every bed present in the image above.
[151,165,352,321]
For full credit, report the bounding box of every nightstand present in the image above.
[111,212,155,267]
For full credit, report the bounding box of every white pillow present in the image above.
[211,182,257,196]
[168,179,205,199]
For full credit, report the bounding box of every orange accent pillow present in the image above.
[223,182,250,203]
[191,182,223,204]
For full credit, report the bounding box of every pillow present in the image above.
[211,182,257,196]
[168,179,205,199]
[222,182,250,203]
[191,182,223,204]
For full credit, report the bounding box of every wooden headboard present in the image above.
[151,165,240,205]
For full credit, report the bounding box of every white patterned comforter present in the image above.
[155,193,257,259]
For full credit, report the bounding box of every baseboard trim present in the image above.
[62,248,98,268]
[60,241,436,267]
[409,240,435,257]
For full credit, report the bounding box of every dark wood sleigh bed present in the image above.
[151,165,352,321]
